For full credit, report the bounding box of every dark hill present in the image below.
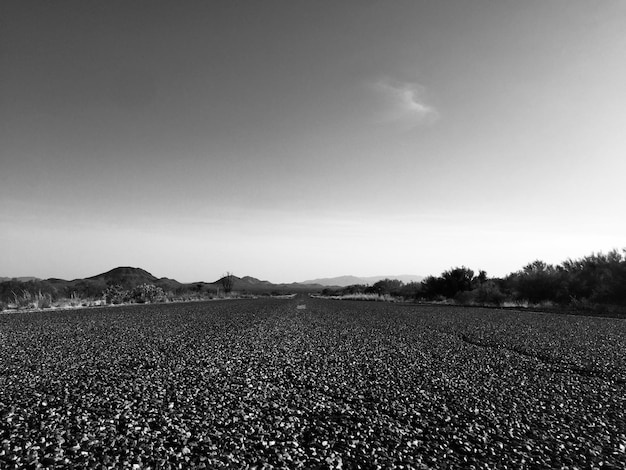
[87,267,158,286]
[84,267,182,291]
[209,275,325,294]
[1,267,325,303]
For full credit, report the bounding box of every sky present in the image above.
[1,0,625,283]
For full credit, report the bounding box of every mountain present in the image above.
[209,275,325,294]
[1,267,423,293]
[87,266,158,285]
[85,266,183,291]
[300,274,424,287]
[37,267,183,298]
[0,266,339,303]
[0,276,40,282]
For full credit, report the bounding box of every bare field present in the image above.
[1,298,625,469]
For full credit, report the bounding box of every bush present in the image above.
[507,260,561,304]
[561,250,626,306]
[103,285,130,305]
[398,282,422,299]
[131,284,166,304]
[371,279,404,296]
[421,267,475,300]
[0,280,57,305]
[13,290,33,310]
[454,290,476,306]
[34,291,52,309]
[67,292,83,307]
[341,285,367,296]
[473,281,506,306]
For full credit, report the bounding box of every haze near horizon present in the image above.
[2,1,625,284]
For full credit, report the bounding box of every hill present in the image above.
[0,267,329,303]
[209,275,325,294]
[301,274,424,287]
[0,276,40,282]
[87,266,158,285]
[85,266,183,291]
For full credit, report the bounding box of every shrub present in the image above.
[454,290,476,306]
[34,291,52,309]
[103,285,130,305]
[220,273,235,294]
[68,292,83,307]
[421,275,446,300]
[473,281,506,306]
[421,267,475,300]
[131,284,166,304]
[13,290,33,310]
[341,285,367,296]
[507,260,561,304]
[399,282,422,300]
[561,250,626,306]
[371,279,404,296]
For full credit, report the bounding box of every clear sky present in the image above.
[1,0,625,283]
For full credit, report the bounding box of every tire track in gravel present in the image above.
[456,333,626,385]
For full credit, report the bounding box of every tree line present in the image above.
[326,249,626,312]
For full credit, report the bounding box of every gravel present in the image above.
[1,298,624,469]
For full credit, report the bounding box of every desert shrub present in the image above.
[13,290,34,309]
[103,285,130,305]
[371,279,404,296]
[164,291,176,302]
[0,280,58,305]
[473,280,507,306]
[398,281,423,299]
[507,260,562,304]
[65,280,102,299]
[131,284,166,304]
[68,292,83,307]
[421,267,475,300]
[0,281,21,303]
[338,293,397,302]
[454,290,476,305]
[34,291,52,309]
[220,273,235,294]
[341,285,367,295]
[420,275,446,300]
[441,267,475,297]
[1,281,29,304]
[561,250,626,306]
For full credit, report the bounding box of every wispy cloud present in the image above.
[372,78,438,127]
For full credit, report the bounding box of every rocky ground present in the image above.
[1,298,624,469]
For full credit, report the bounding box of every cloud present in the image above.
[372,78,438,127]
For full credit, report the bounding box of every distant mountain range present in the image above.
[0,276,40,282]
[0,267,424,297]
[300,275,424,287]
[0,267,326,296]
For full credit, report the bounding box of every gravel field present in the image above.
[1,297,625,469]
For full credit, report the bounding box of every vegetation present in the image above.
[504,250,626,310]
[219,272,235,295]
[103,284,130,305]
[324,249,625,314]
[131,283,166,304]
